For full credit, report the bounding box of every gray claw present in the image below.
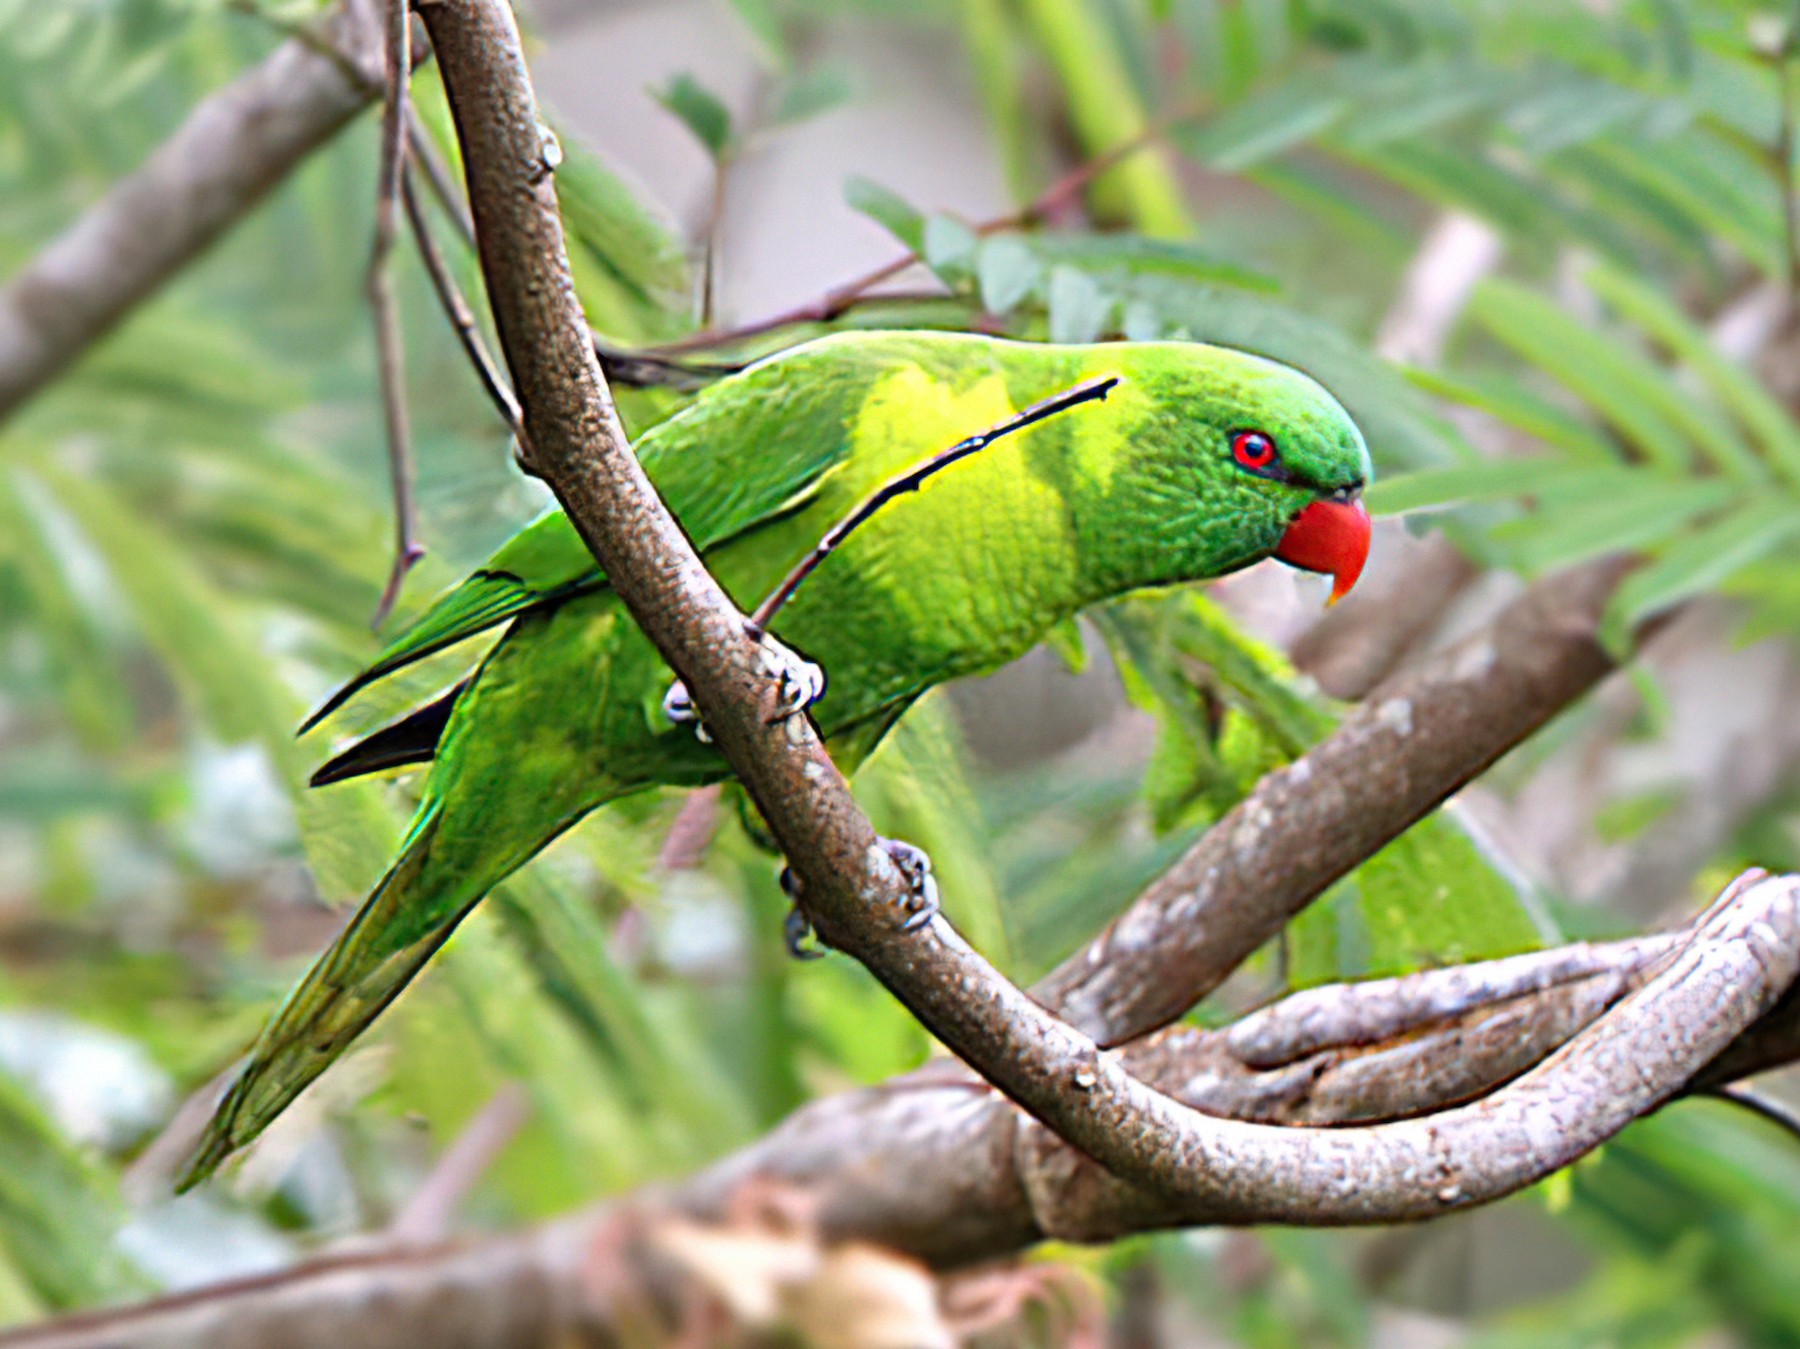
[660,630,822,743]
[661,680,713,743]
[784,903,824,960]
[779,867,824,959]
[881,838,940,933]
[757,634,825,723]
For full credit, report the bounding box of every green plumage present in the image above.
[183,331,1370,1185]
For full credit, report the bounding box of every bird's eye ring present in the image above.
[1231,429,1281,475]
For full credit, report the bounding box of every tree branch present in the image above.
[401,3,1800,1300]
[10,872,1799,1348]
[1034,554,1635,1045]
[0,0,393,424]
[6,8,1794,1344]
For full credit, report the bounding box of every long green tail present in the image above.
[179,809,477,1189]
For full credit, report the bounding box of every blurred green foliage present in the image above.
[2,0,1799,1343]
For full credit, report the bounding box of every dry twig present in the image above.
[402,167,523,441]
[367,0,423,628]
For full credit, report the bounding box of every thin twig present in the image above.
[745,375,1120,635]
[650,102,1208,359]
[699,157,729,329]
[1708,1083,1800,1145]
[406,105,476,247]
[652,253,920,356]
[368,0,423,629]
[402,166,523,440]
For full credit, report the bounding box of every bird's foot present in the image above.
[661,626,825,743]
[880,837,941,933]
[774,836,936,957]
[779,865,824,960]
[661,678,712,743]
[753,631,825,724]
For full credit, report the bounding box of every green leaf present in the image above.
[1505,77,1652,156]
[1473,278,1714,473]
[1161,593,1332,754]
[976,235,1043,314]
[36,466,397,905]
[1353,812,1551,979]
[0,466,132,747]
[1047,264,1110,343]
[1605,497,1800,642]
[1179,80,1350,171]
[0,1070,145,1309]
[1583,260,1800,488]
[770,65,853,126]
[489,870,747,1160]
[556,135,692,326]
[1494,475,1739,573]
[922,213,979,286]
[1583,134,1785,278]
[1024,233,1278,293]
[1336,60,1524,148]
[726,0,788,65]
[653,72,734,158]
[843,175,926,253]
[1365,457,1608,517]
[1405,367,1620,463]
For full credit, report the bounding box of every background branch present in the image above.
[0,0,393,424]
[367,0,422,628]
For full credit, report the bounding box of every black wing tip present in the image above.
[307,682,467,788]
[308,755,362,789]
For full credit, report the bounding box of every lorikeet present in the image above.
[182,330,1371,1184]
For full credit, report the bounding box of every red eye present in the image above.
[1232,430,1279,473]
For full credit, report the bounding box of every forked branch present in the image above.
[417,0,1800,1242]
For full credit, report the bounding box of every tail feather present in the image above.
[178,816,473,1190]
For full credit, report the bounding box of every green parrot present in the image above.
[181,330,1372,1185]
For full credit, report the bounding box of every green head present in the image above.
[1085,341,1373,602]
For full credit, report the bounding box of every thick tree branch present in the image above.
[11,872,1799,1348]
[0,1,391,424]
[1035,554,1634,1045]
[411,0,1800,1281]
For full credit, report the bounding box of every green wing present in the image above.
[302,333,927,732]
[298,515,600,731]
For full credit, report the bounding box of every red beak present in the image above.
[1274,497,1370,606]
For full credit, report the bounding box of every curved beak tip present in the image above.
[1274,497,1371,607]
